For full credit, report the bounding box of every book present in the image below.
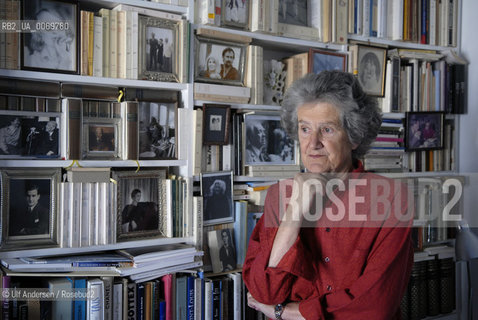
[126,282,137,319]
[49,278,73,319]
[66,167,111,183]
[112,4,183,21]
[87,278,104,320]
[92,15,103,77]
[112,280,123,320]
[196,27,252,43]
[194,83,251,104]
[121,101,139,159]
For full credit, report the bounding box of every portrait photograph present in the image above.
[207,228,237,273]
[278,0,307,26]
[82,120,120,159]
[405,112,444,151]
[308,49,347,74]
[138,101,177,160]
[194,36,246,86]
[221,0,249,29]
[139,16,180,82]
[203,104,231,145]
[22,0,78,73]
[357,46,387,96]
[0,113,61,159]
[243,113,297,166]
[200,171,234,226]
[1,168,60,248]
[113,169,167,241]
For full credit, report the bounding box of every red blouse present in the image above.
[243,165,414,319]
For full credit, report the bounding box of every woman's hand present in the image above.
[247,293,305,320]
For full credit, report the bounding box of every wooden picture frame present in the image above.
[357,46,387,96]
[200,171,234,226]
[138,15,180,82]
[308,49,347,74]
[1,168,60,249]
[203,104,231,145]
[113,169,168,241]
[0,112,61,159]
[243,113,298,166]
[194,36,246,86]
[82,119,121,160]
[405,112,444,151]
[21,0,78,74]
[221,0,249,29]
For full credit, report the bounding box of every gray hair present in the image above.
[281,71,382,159]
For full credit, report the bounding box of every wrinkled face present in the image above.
[207,57,217,71]
[26,189,40,208]
[223,50,234,67]
[297,102,356,173]
[212,181,223,194]
[251,122,266,148]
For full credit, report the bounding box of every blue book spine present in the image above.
[354,0,358,34]
[137,283,145,320]
[73,279,86,320]
[198,271,205,320]
[212,279,221,320]
[186,276,195,320]
[159,300,166,320]
[176,276,187,320]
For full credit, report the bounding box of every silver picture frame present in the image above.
[82,119,121,160]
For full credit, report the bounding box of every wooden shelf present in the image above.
[348,34,456,51]
[0,159,187,168]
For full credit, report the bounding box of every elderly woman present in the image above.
[243,71,413,319]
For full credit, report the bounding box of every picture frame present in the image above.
[405,112,444,151]
[203,104,231,145]
[278,0,308,26]
[194,36,246,86]
[82,119,121,160]
[207,228,237,273]
[113,169,168,241]
[200,171,234,226]
[21,0,78,74]
[357,46,387,96]
[138,15,180,82]
[138,101,178,160]
[243,113,298,166]
[1,168,60,249]
[0,112,61,159]
[308,49,347,74]
[221,0,249,29]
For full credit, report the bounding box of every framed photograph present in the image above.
[203,104,231,145]
[405,112,444,151]
[82,119,121,160]
[113,169,168,241]
[207,228,237,273]
[194,36,246,86]
[1,168,60,249]
[357,46,387,96]
[138,101,178,160]
[201,171,234,226]
[0,112,61,159]
[221,0,249,29]
[308,49,347,74]
[243,113,298,166]
[278,0,308,26]
[21,0,78,73]
[138,15,180,82]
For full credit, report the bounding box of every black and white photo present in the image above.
[201,171,234,225]
[138,102,177,160]
[1,168,60,248]
[243,114,296,166]
[203,104,231,145]
[278,0,307,26]
[0,114,61,159]
[357,46,387,96]
[406,112,444,151]
[208,228,237,273]
[22,0,78,73]
[222,0,249,29]
[82,120,120,159]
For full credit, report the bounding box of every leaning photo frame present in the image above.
[405,112,444,151]
[221,0,249,29]
[308,49,347,74]
[21,0,78,74]
[200,171,234,226]
[357,45,387,96]
[82,119,121,160]
[1,168,60,249]
[113,169,168,241]
[194,36,246,86]
[203,104,231,145]
[138,15,180,82]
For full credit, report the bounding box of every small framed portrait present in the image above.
[278,0,308,26]
[203,104,231,145]
[1,168,60,249]
[200,171,234,226]
[138,15,180,82]
[138,101,178,160]
[207,228,237,273]
[0,112,61,159]
[357,45,387,96]
[405,112,444,151]
[21,0,78,74]
[243,113,297,166]
[308,49,347,74]
[82,120,121,159]
[221,0,249,29]
[113,169,168,241]
[194,36,246,86]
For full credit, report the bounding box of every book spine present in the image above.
[93,16,103,77]
[109,10,118,78]
[186,276,195,320]
[137,283,145,320]
[122,101,139,160]
[127,282,137,320]
[99,9,110,77]
[117,10,127,79]
[74,279,87,320]
[87,279,104,320]
[113,282,123,320]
